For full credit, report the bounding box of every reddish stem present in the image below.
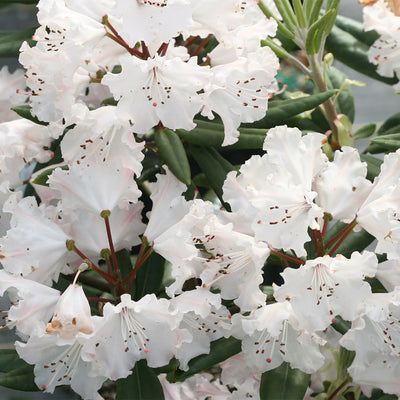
[102,213,122,287]
[141,41,151,59]
[191,34,213,57]
[270,249,305,265]
[185,35,200,49]
[327,379,350,400]
[103,15,144,58]
[87,297,115,303]
[157,42,169,57]
[126,247,154,291]
[321,217,329,238]
[328,220,357,256]
[68,242,116,284]
[325,218,356,249]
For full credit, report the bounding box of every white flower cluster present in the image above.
[362,0,400,91]
[0,0,400,399]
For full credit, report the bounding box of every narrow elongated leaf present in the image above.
[353,123,376,139]
[261,37,291,59]
[0,27,36,58]
[306,9,337,55]
[326,25,398,85]
[189,145,235,208]
[178,121,266,149]
[292,0,306,29]
[249,90,336,129]
[306,0,324,26]
[377,112,400,135]
[116,360,165,400]
[0,349,28,373]
[260,363,310,400]
[273,0,297,31]
[133,252,165,301]
[155,129,191,185]
[0,365,39,391]
[370,133,400,152]
[360,154,382,181]
[172,337,241,382]
[12,105,49,126]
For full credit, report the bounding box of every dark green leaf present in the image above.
[0,27,37,58]
[189,145,235,209]
[326,66,355,123]
[11,105,49,126]
[331,316,351,335]
[360,154,383,181]
[116,360,165,400]
[0,365,39,391]
[260,362,310,400]
[353,124,376,139]
[326,25,398,85]
[377,112,400,135]
[172,337,241,382]
[0,349,29,373]
[370,133,400,152]
[178,120,266,149]
[248,90,337,129]
[334,14,379,47]
[360,389,398,400]
[155,129,191,185]
[116,248,133,282]
[133,252,165,301]
[32,165,68,186]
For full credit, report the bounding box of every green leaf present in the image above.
[370,133,400,152]
[32,165,68,186]
[273,0,297,31]
[377,112,400,135]
[334,14,379,47]
[155,129,191,185]
[249,90,337,129]
[178,120,266,149]
[326,66,355,123]
[189,145,235,209]
[172,337,241,382]
[360,389,398,400]
[0,27,37,58]
[133,252,165,301]
[116,360,165,400]
[0,349,29,373]
[260,362,310,400]
[360,154,382,181]
[326,25,398,85]
[306,9,337,55]
[305,0,324,26]
[101,97,118,106]
[292,0,306,29]
[116,248,133,282]
[261,37,291,59]
[11,105,49,126]
[353,123,376,139]
[331,316,351,335]
[0,365,39,391]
